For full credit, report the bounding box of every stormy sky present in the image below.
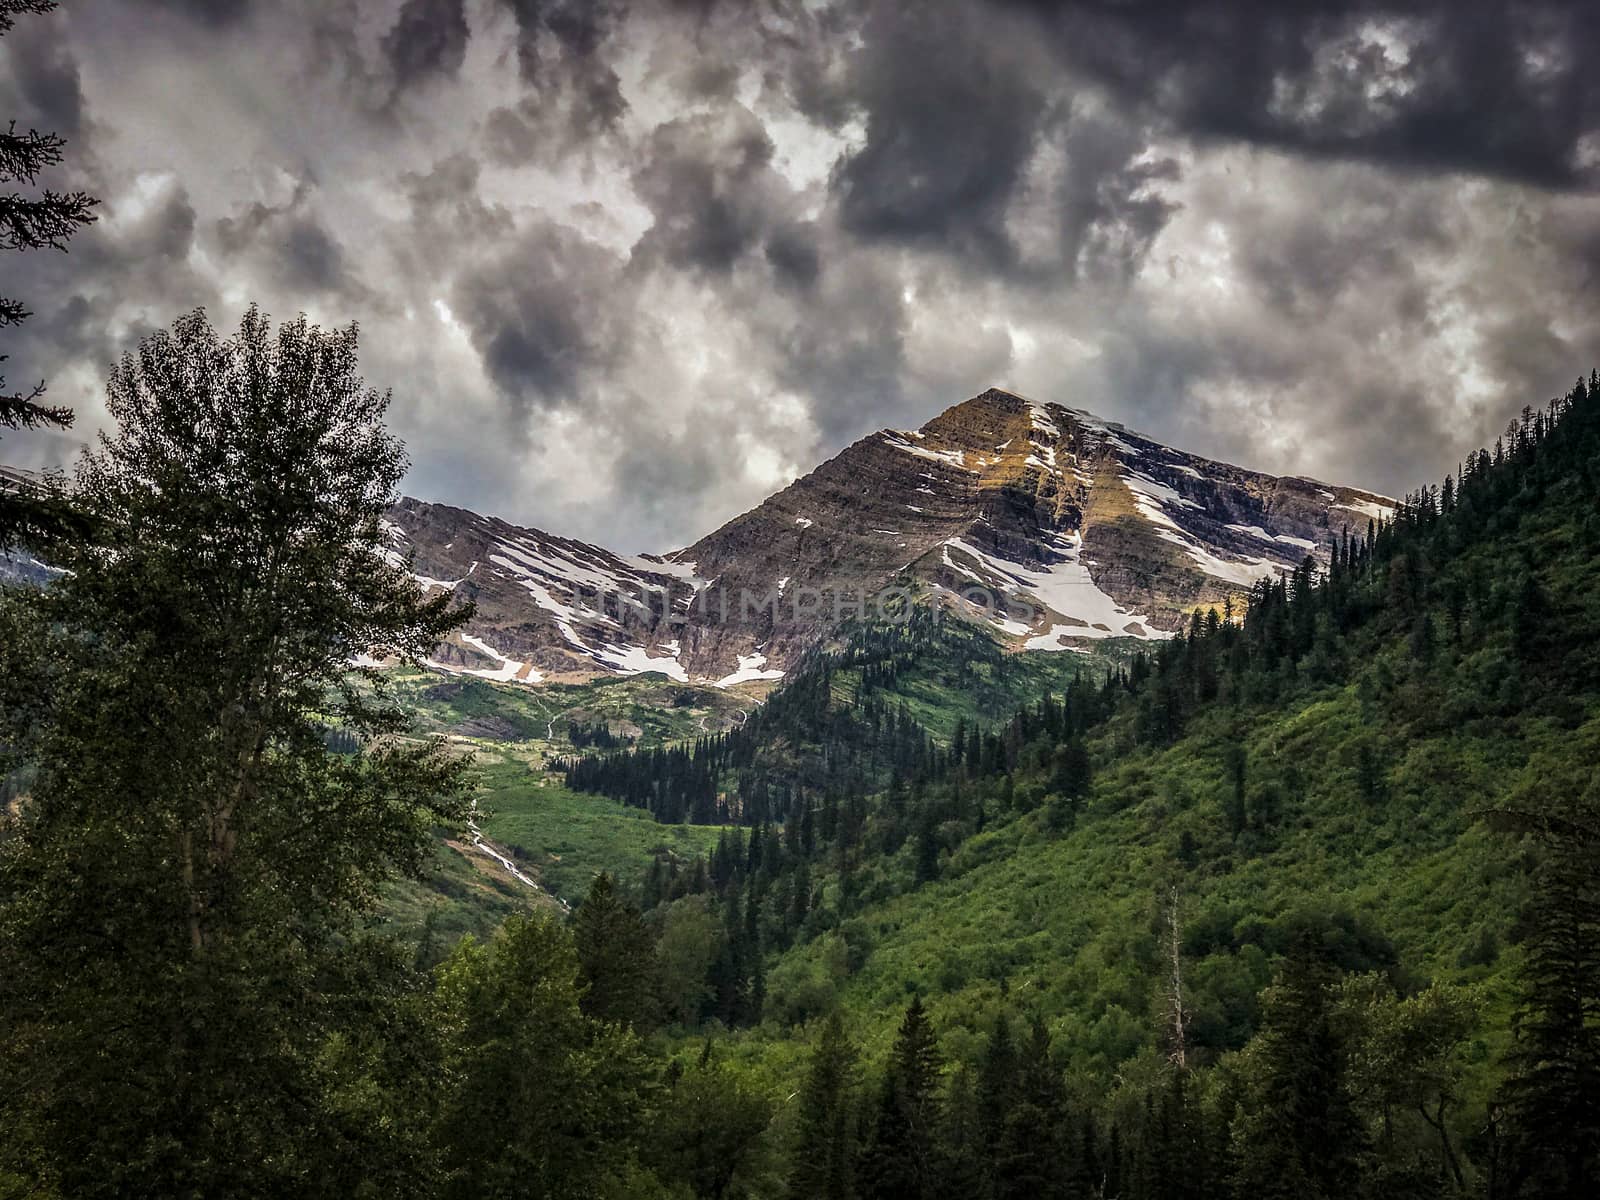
[3,0,1599,551]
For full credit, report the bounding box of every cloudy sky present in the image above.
[2,0,1598,551]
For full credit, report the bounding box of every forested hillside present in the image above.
[553,375,1600,1198]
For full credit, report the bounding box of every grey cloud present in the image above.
[481,81,625,165]
[763,224,821,291]
[143,0,254,28]
[382,0,470,87]
[0,11,85,139]
[1008,0,1600,189]
[6,0,1600,552]
[449,219,627,411]
[1056,159,1596,501]
[629,106,781,274]
[214,184,351,296]
[400,154,512,240]
[766,252,911,445]
[829,2,1050,268]
[498,0,627,134]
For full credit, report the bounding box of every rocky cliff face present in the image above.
[387,387,1395,686]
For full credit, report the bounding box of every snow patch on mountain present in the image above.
[1024,625,1095,653]
[1336,498,1398,522]
[943,533,1168,642]
[715,652,786,688]
[881,430,979,471]
[454,633,543,683]
[595,640,689,681]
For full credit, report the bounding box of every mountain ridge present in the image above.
[388,387,1395,686]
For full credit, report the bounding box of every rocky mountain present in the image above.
[388,387,1395,687]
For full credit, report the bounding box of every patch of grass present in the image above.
[382,666,751,757]
[473,754,729,905]
[376,835,543,961]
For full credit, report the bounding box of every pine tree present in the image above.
[993,1016,1069,1200]
[1499,836,1600,1198]
[435,916,653,1200]
[791,1010,859,1200]
[1230,936,1367,1199]
[939,1066,988,1200]
[573,871,660,1031]
[712,889,748,1025]
[1482,749,1600,1198]
[860,996,944,1200]
[1066,1113,1101,1199]
[914,806,941,885]
[0,0,98,549]
[979,1010,1018,1144]
[1223,743,1248,838]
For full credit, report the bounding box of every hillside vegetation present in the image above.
[554,374,1600,1198]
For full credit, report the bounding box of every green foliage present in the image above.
[646,1055,776,1199]
[434,914,654,1199]
[473,759,726,906]
[790,1010,860,1200]
[1489,734,1600,1198]
[1335,973,1481,1189]
[1228,940,1368,1199]
[6,296,1600,1197]
[611,374,1600,1196]
[574,871,661,1031]
[0,307,471,1197]
[858,997,942,1199]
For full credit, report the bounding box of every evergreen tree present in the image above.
[792,1010,859,1200]
[993,1016,1069,1200]
[1482,742,1600,1198]
[1230,937,1367,1199]
[573,871,660,1031]
[860,996,944,1199]
[938,1065,988,1200]
[979,1010,1018,1149]
[647,1057,774,1200]
[915,806,941,885]
[1066,1113,1101,1199]
[0,0,97,549]
[434,915,653,1199]
[1223,743,1248,838]
[1499,837,1600,1197]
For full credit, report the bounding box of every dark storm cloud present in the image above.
[629,107,781,274]
[763,223,821,291]
[0,13,85,139]
[449,219,628,411]
[382,0,470,87]
[766,252,912,444]
[828,2,1050,267]
[144,0,253,28]
[1053,110,1181,285]
[214,184,353,296]
[399,154,512,241]
[1062,156,1600,500]
[1007,0,1600,189]
[498,0,628,132]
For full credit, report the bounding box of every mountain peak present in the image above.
[388,387,1396,686]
